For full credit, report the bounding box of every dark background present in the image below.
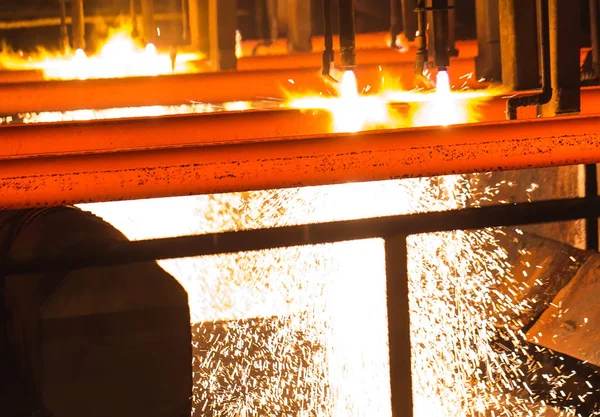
[0,0,592,52]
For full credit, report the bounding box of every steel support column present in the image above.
[498,0,539,90]
[538,0,581,116]
[70,0,85,50]
[207,0,237,70]
[385,235,413,417]
[586,164,599,250]
[59,0,69,53]
[403,0,418,42]
[188,0,209,54]
[475,0,501,82]
[141,0,157,44]
[287,0,312,52]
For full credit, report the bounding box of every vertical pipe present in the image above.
[590,0,600,75]
[322,0,334,76]
[59,0,69,53]
[384,235,413,417]
[538,0,580,117]
[414,0,428,75]
[431,0,450,69]
[70,0,85,51]
[585,164,599,251]
[338,0,356,69]
[448,0,458,55]
[506,0,550,120]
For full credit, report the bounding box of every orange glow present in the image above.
[288,69,495,132]
[0,23,202,80]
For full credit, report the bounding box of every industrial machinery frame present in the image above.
[3,193,600,417]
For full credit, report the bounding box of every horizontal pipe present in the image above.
[3,195,600,274]
[4,86,600,160]
[0,59,481,115]
[1,113,600,209]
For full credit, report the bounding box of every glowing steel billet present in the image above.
[0,69,44,83]
[0,60,480,115]
[1,113,600,209]
[4,87,600,160]
[0,109,333,160]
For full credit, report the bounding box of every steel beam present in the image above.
[8,90,600,159]
[0,70,45,84]
[1,113,600,208]
[0,59,481,115]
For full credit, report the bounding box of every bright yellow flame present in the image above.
[288,70,400,133]
[288,69,494,132]
[235,30,243,59]
[0,23,202,80]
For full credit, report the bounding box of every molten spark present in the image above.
[73,80,588,416]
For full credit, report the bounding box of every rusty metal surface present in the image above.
[1,113,600,208]
[528,253,600,367]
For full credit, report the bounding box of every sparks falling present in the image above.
[74,79,593,416]
[11,36,594,413]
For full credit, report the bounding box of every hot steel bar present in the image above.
[3,196,600,274]
[0,60,480,115]
[1,113,600,209]
[4,87,600,160]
